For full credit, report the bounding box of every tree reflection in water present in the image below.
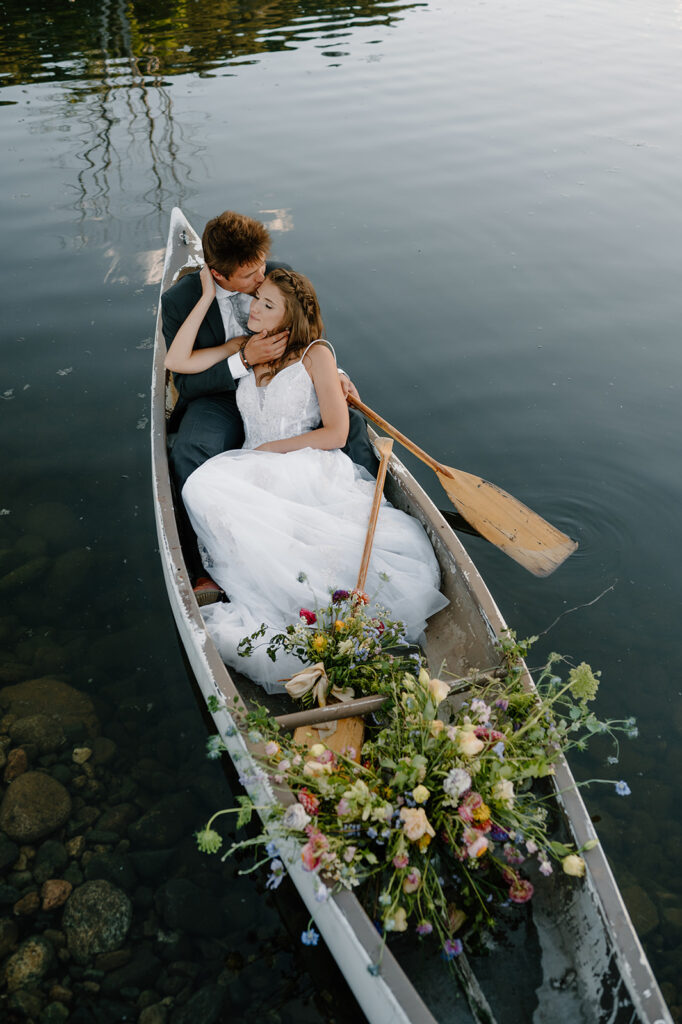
[0,0,420,236]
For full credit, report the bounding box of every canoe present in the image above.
[151,207,672,1024]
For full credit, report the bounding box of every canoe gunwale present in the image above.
[150,207,671,1024]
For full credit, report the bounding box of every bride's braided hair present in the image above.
[258,268,325,383]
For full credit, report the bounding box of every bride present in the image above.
[165,265,448,692]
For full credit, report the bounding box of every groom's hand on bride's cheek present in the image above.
[245,329,289,366]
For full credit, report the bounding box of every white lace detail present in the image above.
[237,340,334,450]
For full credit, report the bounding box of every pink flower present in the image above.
[301,828,329,871]
[457,791,483,824]
[298,788,320,816]
[539,860,553,877]
[393,853,409,869]
[402,868,422,893]
[416,921,433,935]
[299,609,317,625]
[343,846,357,863]
[336,798,351,816]
[508,877,534,904]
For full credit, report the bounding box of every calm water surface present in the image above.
[1,0,681,1018]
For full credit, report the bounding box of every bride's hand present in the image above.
[255,441,278,452]
[200,264,216,301]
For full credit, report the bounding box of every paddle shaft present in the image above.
[356,437,393,591]
[349,396,451,478]
[348,395,577,577]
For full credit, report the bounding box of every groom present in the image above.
[162,209,377,598]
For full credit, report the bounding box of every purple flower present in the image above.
[332,590,350,603]
[489,825,510,843]
[494,698,509,711]
[442,939,463,960]
[615,780,631,796]
[416,921,433,936]
[301,927,320,946]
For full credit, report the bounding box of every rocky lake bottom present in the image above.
[0,498,680,1022]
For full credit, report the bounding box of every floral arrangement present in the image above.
[198,626,635,960]
[237,587,422,706]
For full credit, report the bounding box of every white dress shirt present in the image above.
[213,282,252,381]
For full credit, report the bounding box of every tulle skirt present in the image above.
[182,447,448,693]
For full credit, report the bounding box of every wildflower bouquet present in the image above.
[198,633,635,959]
[237,588,422,706]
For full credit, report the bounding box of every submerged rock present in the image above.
[9,713,66,754]
[155,879,223,937]
[62,879,133,964]
[0,771,72,843]
[3,933,55,991]
[127,793,196,850]
[0,677,99,739]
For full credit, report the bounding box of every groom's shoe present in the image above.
[193,576,225,607]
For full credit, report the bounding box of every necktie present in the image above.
[228,292,251,333]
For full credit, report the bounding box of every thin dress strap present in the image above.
[301,338,336,362]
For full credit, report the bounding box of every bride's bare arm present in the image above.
[164,266,238,374]
[256,343,350,453]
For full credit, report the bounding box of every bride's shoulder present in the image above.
[302,339,336,370]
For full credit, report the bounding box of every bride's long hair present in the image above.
[258,268,325,383]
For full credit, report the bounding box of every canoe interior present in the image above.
[150,208,671,1024]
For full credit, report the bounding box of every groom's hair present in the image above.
[202,211,271,278]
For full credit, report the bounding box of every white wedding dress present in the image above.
[182,341,448,693]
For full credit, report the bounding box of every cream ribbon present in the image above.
[284,662,355,708]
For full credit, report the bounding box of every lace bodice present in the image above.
[236,341,331,450]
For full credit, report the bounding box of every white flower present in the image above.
[492,779,515,809]
[470,699,491,722]
[443,768,471,802]
[282,803,311,831]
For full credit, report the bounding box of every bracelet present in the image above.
[240,341,253,371]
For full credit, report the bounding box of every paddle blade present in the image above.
[436,467,578,577]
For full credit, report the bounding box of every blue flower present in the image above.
[266,859,285,890]
[615,780,631,796]
[367,963,381,976]
[492,741,505,759]
[367,827,378,839]
[265,840,279,858]
[301,927,320,946]
[442,939,463,960]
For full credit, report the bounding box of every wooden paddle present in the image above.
[293,437,394,760]
[356,437,394,591]
[348,395,577,577]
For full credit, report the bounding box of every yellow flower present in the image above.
[412,785,430,804]
[418,833,432,852]
[309,743,327,758]
[400,807,436,842]
[457,728,485,757]
[334,620,346,632]
[418,668,431,689]
[429,719,444,737]
[472,802,490,822]
[562,854,586,877]
[385,907,408,932]
[312,633,328,652]
[428,678,451,705]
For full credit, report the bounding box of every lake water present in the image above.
[1,0,681,1019]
